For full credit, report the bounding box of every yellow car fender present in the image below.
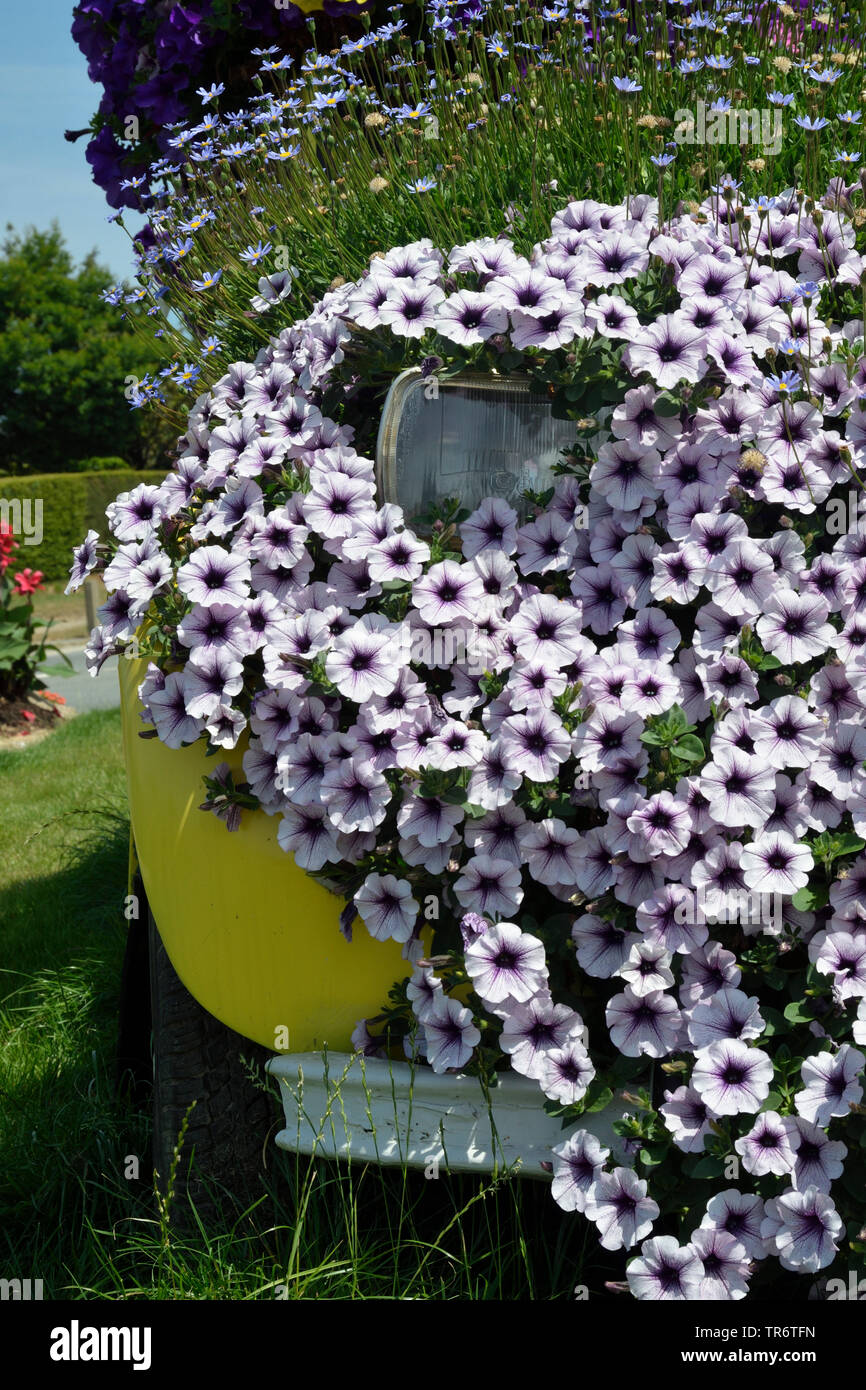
[119,656,424,1051]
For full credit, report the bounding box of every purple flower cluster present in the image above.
[74,186,866,1298]
[71,0,370,208]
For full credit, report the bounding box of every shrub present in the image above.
[0,227,176,475]
[68,457,132,474]
[0,526,67,700]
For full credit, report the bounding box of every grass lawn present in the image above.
[0,709,595,1299]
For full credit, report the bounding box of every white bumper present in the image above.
[267,1052,626,1176]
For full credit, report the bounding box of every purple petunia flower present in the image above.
[550,1130,609,1213]
[66,530,100,594]
[691,1040,773,1116]
[325,617,401,703]
[500,708,571,783]
[659,1085,714,1153]
[354,872,419,942]
[794,1044,865,1126]
[623,313,707,389]
[453,853,524,920]
[176,545,251,606]
[689,1228,751,1301]
[700,1189,768,1262]
[423,994,481,1074]
[584,1168,660,1252]
[761,1187,843,1273]
[734,1113,797,1178]
[606,987,681,1058]
[463,921,547,1004]
[740,833,813,895]
[626,1237,704,1301]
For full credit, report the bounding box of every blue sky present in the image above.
[0,0,135,281]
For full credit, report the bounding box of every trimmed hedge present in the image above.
[68,457,133,473]
[0,470,165,581]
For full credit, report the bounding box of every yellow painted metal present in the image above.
[119,657,419,1051]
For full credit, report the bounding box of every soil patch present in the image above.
[0,692,72,747]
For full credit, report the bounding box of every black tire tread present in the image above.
[148,910,276,1211]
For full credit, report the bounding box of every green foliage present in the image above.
[67,456,131,473]
[0,470,164,580]
[0,224,175,474]
[0,566,71,701]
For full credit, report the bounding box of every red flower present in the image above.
[21,709,36,722]
[0,524,17,573]
[13,568,44,595]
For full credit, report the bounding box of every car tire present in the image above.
[148,909,276,1215]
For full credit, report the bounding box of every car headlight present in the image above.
[376,368,575,520]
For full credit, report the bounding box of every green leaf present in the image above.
[667,705,691,735]
[685,1155,725,1179]
[639,1146,666,1168]
[760,1007,788,1038]
[760,1091,784,1112]
[671,734,704,763]
[833,834,866,858]
[440,786,467,805]
[784,1000,816,1024]
[639,730,664,746]
[586,1085,614,1114]
[0,639,29,661]
[654,393,681,417]
[758,653,782,671]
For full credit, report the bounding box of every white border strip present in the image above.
[267,1052,627,1176]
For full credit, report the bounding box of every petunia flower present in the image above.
[464,921,546,1005]
[176,545,251,606]
[423,995,481,1074]
[794,1045,865,1126]
[626,1237,705,1301]
[691,1040,773,1116]
[540,1037,595,1105]
[761,1187,842,1273]
[550,1130,609,1214]
[700,1189,768,1263]
[499,708,571,783]
[689,1229,751,1301]
[606,986,681,1058]
[584,1168,660,1252]
[740,833,813,896]
[659,1085,714,1153]
[734,1113,797,1178]
[354,873,419,942]
[454,854,524,920]
[787,1117,847,1193]
[325,617,401,703]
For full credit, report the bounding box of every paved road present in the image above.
[39,647,120,714]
